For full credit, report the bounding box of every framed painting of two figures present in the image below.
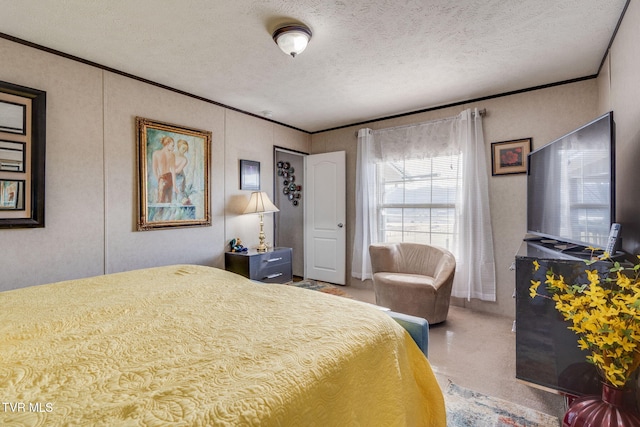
[136,117,211,230]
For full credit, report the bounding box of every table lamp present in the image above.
[243,191,279,252]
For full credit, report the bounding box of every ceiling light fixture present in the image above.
[272,24,312,58]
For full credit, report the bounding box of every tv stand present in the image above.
[514,240,603,397]
[523,238,626,261]
[522,240,590,261]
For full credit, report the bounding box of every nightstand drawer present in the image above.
[255,263,291,283]
[257,250,290,266]
[225,247,293,284]
[254,250,292,282]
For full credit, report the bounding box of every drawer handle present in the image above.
[264,273,283,279]
[265,257,283,263]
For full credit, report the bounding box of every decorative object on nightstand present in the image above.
[225,247,292,284]
[243,191,279,253]
[229,237,247,253]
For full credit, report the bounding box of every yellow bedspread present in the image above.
[0,265,445,426]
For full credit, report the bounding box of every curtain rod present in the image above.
[355,108,487,136]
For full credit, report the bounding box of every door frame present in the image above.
[273,146,308,277]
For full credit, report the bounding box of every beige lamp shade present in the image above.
[243,192,279,252]
[243,191,279,215]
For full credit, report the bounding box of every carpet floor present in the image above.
[445,382,560,427]
[285,279,353,298]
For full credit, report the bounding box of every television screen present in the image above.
[527,112,615,249]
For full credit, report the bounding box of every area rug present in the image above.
[285,279,353,298]
[445,383,560,427]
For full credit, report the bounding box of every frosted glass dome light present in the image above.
[272,24,312,58]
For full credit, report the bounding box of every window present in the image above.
[376,154,461,252]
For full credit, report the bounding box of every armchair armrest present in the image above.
[369,243,399,274]
[432,252,456,290]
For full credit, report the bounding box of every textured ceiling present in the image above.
[0,0,628,132]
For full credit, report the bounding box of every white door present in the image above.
[304,151,346,285]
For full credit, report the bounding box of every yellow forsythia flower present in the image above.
[529,280,541,298]
[530,257,640,388]
[533,260,540,271]
[586,269,600,285]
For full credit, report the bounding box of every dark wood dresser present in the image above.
[224,247,292,284]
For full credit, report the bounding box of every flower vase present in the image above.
[563,382,640,427]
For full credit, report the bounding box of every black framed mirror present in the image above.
[0,80,46,228]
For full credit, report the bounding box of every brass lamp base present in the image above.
[257,212,268,252]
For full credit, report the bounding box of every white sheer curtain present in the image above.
[352,108,496,301]
[453,109,496,300]
[352,128,377,280]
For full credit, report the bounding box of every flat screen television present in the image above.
[527,112,615,250]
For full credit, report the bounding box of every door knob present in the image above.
[338,223,344,228]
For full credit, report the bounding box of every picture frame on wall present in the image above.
[0,179,24,210]
[0,80,46,229]
[0,100,26,134]
[0,140,26,172]
[491,138,532,176]
[240,159,260,191]
[136,117,211,230]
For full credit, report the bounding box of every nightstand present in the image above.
[225,247,293,284]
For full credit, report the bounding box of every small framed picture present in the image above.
[491,138,532,176]
[0,100,26,134]
[0,179,24,210]
[240,159,260,190]
[0,140,26,172]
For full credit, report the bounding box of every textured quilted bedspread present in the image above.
[0,265,445,426]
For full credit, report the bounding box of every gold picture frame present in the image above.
[136,117,211,230]
[491,138,532,176]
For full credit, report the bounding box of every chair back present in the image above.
[370,242,455,277]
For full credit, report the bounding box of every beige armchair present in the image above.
[369,243,456,325]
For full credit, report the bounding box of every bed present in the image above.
[0,264,445,426]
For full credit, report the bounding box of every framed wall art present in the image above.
[0,140,26,172]
[0,80,46,229]
[491,138,532,176]
[239,159,260,191]
[0,179,24,210]
[0,100,26,134]
[136,117,211,230]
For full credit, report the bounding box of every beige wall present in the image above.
[309,4,640,319]
[3,3,639,305]
[224,110,309,263]
[598,0,640,255]
[312,80,599,318]
[0,38,310,291]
